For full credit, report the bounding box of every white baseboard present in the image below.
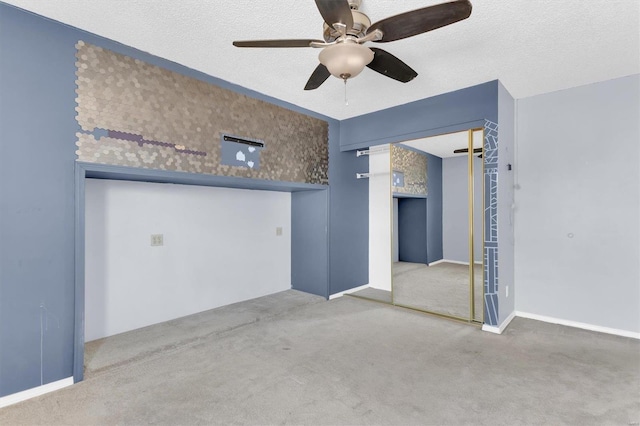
[430,259,482,266]
[515,311,640,339]
[0,377,74,408]
[329,284,370,300]
[482,310,516,334]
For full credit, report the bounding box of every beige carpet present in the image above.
[84,290,325,377]
[393,261,484,320]
[1,292,638,425]
[347,287,392,304]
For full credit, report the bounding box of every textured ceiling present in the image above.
[402,129,483,158]
[4,0,639,119]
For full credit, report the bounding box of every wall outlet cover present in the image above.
[150,234,164,246]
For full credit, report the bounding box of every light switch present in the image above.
[276,227,283,236]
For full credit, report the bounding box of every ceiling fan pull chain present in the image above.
[344,78,349,106]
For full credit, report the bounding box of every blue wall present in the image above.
[328,124,369,294]
[291,190,330,298]
[397,198,428,263]
[426,153,443,263]
[0,4,78,397]
[339,81,498,151]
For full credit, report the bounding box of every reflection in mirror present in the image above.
[349,144,393,304]
[391,129,484,321]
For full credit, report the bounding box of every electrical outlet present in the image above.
[276,227,283,236]
[506,285,509,298]
[150,234,164,246]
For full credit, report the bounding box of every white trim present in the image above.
[515,311,640,339]
[482,310,516,334]
[329,284,370,300]
[0,377,74,408]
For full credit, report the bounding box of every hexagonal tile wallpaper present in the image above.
[391,144,427,196]
[75,41,328,184]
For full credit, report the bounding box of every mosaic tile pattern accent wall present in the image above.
[391,145,427,196]
[483,120,499,326]
[74,41,328,184]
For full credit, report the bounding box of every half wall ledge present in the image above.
[77,162,328,193]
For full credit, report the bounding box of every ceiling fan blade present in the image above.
[368,0,472,43]
[304,64,331,90]
[366,48,418,83]
[315,0,353,31]
[453,147,482,154]
[233,39,324,48]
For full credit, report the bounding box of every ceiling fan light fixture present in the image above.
[318,42,374,80]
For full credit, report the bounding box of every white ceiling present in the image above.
[4,0,639,120]
[401,129,483,158]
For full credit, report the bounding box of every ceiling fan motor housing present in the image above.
[323,8,371,42]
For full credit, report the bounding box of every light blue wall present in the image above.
[497,82,516,324]
[426,153,443,264]
[515,74,639,333]
[442,155,483,263]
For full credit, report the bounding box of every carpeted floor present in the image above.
[393,261,484,320]
[347,287,393,304]
[1,290,638,425]
[83,289,324,377]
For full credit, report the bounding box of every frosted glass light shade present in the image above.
[318,42,374,80]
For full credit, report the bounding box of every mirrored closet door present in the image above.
[391,128,484,322]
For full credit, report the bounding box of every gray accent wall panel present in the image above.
[483,120,499,326]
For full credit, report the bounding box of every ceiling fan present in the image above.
[454,147,482,158]
[232,0,472,90]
